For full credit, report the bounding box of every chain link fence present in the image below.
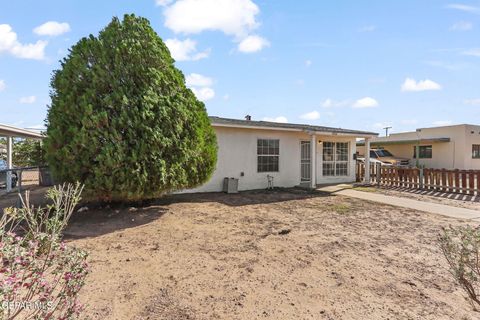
[0,166,53,196]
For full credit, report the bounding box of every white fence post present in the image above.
[376,162,381,186]
[6,136,12,193]
[419,168,424,189]
[363,138,371,184]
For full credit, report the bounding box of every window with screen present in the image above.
[323,142,349,176]
[413,145,432,159]
[257,139,279,172]
[473,144,480,159]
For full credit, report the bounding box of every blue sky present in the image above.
[1,0,480,135]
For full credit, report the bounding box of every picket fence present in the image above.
[356,162,480,195]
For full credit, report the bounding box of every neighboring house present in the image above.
[186,116,377,193]
[357,124,480,169]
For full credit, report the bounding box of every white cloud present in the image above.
[185,73,215,101]
[186,73,213,87]
[445,4,480,14]
[0,24,47,60]
[262,116,288,123]
[432,120,453,126]
[358,25,376,32]
[450,21,473,31]
[373,122,392,130]
[27,124,46,130]
[238,35,269,53]
[424,60,468,71]
[162,0,269,54]
[462,48,480,57]
[33,21,70,36]
[0,80,5,92]
[400,119,418,125]
[321,98,350,108]
[19,96,36,104]
[155,0,174,6]
[295,79,305,86]
[223,94,230,100]
[164,38,210,61]
[190,87,215,101]
[353,97,379,108]
[464,98,480,105]
[299,111,320,120]
[164,0,260,37]
[401,78,442,92]
[305,59,312,67]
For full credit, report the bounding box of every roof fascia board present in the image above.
[212,123,375,137]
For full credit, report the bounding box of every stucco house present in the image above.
[186,116,377,193]
[357,124,480,170]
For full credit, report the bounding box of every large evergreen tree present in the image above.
[45,14,217,201]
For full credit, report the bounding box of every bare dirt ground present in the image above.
[354,186,480,211]
[1,188,478,319]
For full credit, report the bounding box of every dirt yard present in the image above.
[25,188,470,320]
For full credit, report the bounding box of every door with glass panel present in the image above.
[300,141,311,182]
[322,142,349,177]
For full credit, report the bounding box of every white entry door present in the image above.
[300,141,311,182]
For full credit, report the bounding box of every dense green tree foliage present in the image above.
[13,139,45,167]
[0,138,45,167]
[44,14,217,201]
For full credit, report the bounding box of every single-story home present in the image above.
[357,124,480,170]
[186,116,377,193]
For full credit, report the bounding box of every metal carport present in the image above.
[0,123,43,192]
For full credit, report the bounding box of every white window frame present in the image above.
[322,141,349,176]
[257,139,280,172]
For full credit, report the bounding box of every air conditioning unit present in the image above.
[223,177,239,193]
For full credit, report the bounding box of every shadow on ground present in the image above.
[0,186,50,210]
[64,205,169,240]
[0,186,332,240]
[157,187,331,207]
[65,188,332,240]
[377,186,480,203]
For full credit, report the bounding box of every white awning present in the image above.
[0,123,43,139]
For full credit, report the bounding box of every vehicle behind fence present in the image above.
[0,166,53,195]
[356,162,480,196]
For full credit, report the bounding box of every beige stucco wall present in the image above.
[184,126,357,193]
[463,125,480,170]
[358,124,480,169]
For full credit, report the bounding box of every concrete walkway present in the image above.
[318,184,480,220]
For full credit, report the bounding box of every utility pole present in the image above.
[383,126,392,137]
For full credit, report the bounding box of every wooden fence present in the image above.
[356,162,480,196]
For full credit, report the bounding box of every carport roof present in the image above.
[0,123,43,139]
[209,116,378,137]
[356,137,451,146]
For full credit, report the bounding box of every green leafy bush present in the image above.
[0,183,88,319]
[439,225,480,307]
[44,14,217,201]
[14,138,45,167]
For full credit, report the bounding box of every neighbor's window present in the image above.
[413,145,432,159]
[473,144,480,159]
[323,142,349,176]
[257,139,279,172]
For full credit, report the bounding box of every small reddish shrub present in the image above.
[0,183,89,319]
[439,225,480,308]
